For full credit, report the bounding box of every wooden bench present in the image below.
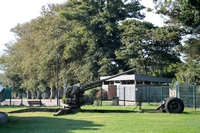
[27,100,44,106]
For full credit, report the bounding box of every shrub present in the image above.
[62,96,66,104]
[96,89,108,100]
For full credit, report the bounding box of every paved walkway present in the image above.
[0,99,135,107]
[0,99,64,107]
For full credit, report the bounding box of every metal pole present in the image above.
[39,90,42,106]
[21,89,23,106]
[193,85,196,110]
[176,81,179,98]
[124,87,125,106]
[139,91,142,110]
[100,87,102,106]
[148,86,150,105]
[10,88,11,106]
[55,50,60,106]
[161,86,163,101]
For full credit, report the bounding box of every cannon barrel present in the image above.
[81,68,135,91]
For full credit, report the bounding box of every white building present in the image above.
[100,74,172,102]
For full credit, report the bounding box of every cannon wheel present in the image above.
[165,97,184,113]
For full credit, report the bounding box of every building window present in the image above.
[136,80,143,84]
[114,80,121,84]
[144,81,151,84]
[121,80,135,84]
[103,81,114,85]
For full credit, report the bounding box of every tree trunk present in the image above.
[13,91,18,99]
[31,90,36,99]
[36,90,40,99]
[26,90,31,99]
[59,87,63,98]
[50,87,55,101]
[44,89,50,99]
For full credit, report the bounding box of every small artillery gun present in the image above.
[54,68,185,115]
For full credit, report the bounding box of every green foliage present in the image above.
[84,88,108,103]
[0,0,188,95]
[116,19,181,75]
[84,87,100,100]
[179,37,200,62]
[62,96,66,104]
[153,0,200,83]
[96,89,108,100]
[1,4,70,92]
[175,61,200,84]
[154,0,200,29]
[60,0,145,83]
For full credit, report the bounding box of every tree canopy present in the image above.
[153,0,200,84]
[1,0,196,97]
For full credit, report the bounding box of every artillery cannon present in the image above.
[54,68,135,116]
[64,68,135,109]
[54,68,185,116]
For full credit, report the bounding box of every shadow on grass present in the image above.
[7,107,137,114]
[1,115,103,133]
[8,107,60,113]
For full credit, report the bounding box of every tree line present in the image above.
[0,0,199,99]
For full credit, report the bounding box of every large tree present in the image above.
[116,19,181,76]
[153,0,200,83]
[60,0,145,83]
[1,0,187,98]
[1,3,71,98]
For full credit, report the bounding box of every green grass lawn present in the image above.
[0,105,200,133]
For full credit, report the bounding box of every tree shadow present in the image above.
[1,115,103,133]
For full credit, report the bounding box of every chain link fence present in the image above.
[98,85,200,110]
[176,84,200,109]
[116,85,169,103]
[2,85,200,110]
[98,85,170,106]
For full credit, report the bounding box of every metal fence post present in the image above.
[147,86,150,105]
[20,89,23,106]
[176,83,179,98]
[161,86,163,100]
[193,85,196,110]
[139,90,142,110]
[124,87,125,106]
[9,87,12,106]
[100,87,102,106]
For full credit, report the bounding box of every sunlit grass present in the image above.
[0,106,200,133]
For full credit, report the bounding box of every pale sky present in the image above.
[0,0,163,54]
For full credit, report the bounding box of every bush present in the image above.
[62,96,66,104]
[96,89,108,100]
[84,88,108,102]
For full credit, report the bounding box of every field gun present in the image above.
[63,68,135,109]
[54,68,185,116]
